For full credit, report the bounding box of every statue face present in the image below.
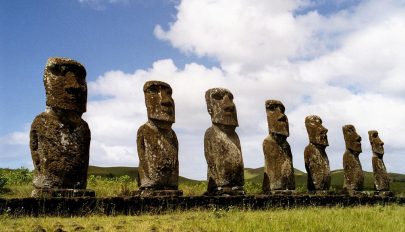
[44,57,87,113]
[205,88,238,126]
[144,81,175,123]
[265,100,289,137]
[305,115,328,146]
[368,130,384,155]
[342,125,362,153]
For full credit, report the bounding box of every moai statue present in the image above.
[304,115,331,193]
[369,130,392,196]
[204,88,244,196]
[342,125,364,195]
[262,100,295,194]
[136,80,182,197]
[30,57,94,197]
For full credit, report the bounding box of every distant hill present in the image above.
[245,168,405,193]
[88,166,199,184]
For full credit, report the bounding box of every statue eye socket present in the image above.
[49,64,63,76]
[146,85,158,93]
[49,64,85,78]
[267,104,284,112]
[267,104,276,111]
[212,92,223,100]
[227,93,234,100]
[69,66,86,79]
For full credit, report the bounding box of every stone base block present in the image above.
[265,190,296,195]
[31,188,95,198]
[374,191,394,197]
[308,190,336,195]
[345,190,370,196]
[204,186,245,196]
[132,189,183,197]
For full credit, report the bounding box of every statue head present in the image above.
[368,130,384,155]
[44,57,87,113]
[265,100,289,137]
[305,115,328,146]
[205,88,238,127]
[143,80,175,124]
[342,125,362,153]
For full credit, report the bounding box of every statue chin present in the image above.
[270,129,289,138]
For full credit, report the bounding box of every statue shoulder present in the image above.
[204,126,216,138]
[31,112,52,129]
[137,122,152,135]
[263,134,275,146]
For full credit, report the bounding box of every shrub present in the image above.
[5,168,33,185]
[0,173,7,189]
[118,175,133,195]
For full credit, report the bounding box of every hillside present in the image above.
[245,168,405,193]
[87,166,405,193]
[88,166,199,184]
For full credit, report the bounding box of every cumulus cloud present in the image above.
[0,125,32,168]
[100,0,403,179]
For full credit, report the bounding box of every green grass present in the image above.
[1,205,404,231]
[88,166,199,184]
[1,166,405,198]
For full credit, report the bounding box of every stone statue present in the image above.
[342,124,364,194]
[304,115,331,193]
[30,57,93,197]
[262,100,295,193]
[204,88,244,196]
[369,130,392,195]
[136,80,182,196]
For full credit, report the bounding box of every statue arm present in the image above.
[204,128,221,185]
[30,122,40,169]
[136,127,146,186]
[204,130,214,171]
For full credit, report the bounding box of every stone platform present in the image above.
[31,189,95,198]
[0,195,404,216]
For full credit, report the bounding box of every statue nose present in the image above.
[223,95,235,111]
[160,91,173,106]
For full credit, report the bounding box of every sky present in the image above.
[1,0,404,180]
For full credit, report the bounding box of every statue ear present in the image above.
[207,106,213,115]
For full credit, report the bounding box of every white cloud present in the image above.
[155,0,318,73]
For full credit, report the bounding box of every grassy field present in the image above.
[1,166,405,198]
[1,167,405,231]
[1,205,404,231]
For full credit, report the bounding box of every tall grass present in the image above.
[1,205,404,231]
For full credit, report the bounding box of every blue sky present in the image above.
[0,0,216,134]
[1,0,404,179]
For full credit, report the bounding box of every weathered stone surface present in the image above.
[30,57,91,195]
[369,130,390,192]
[263,100,295,192]
[342,125,364,194]
[31,188,95,198]
[304,115,331,192]
[204,88,244,196]
[136,81,182,196]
